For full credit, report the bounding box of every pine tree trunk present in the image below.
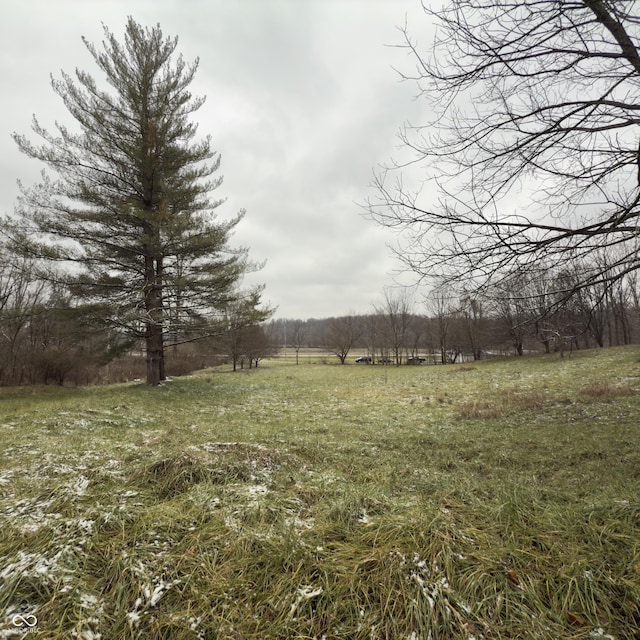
[146,325,163,386]
[145,255,165,385]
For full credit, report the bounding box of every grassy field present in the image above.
[1,347,639,639]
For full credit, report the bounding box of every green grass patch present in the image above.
[1,348,639,638]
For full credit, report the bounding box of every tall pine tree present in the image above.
[8,18,263,385]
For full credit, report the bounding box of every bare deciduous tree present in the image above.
[326,314,363,364]
[376,288,414,365]
[289,320,305,365]
[425,287,456,364]
[0,252,48,384]
[368,1,640,306]
[223,292,273,371]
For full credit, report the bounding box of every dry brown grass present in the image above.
[578,381,636,402]
[458,388,548,419]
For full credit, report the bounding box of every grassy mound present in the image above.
[1,347,639,638]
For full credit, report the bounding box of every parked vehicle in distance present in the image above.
[355,356,372,364]
[406,356,426,364]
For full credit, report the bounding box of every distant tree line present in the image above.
[4,249,638,385]
[268,267,640,365]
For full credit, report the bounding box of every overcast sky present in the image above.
[1,0,434,319]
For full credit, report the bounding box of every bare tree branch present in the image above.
[367,0,640,305]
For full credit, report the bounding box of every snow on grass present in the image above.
[0,351,639,637]
[125,576,181,628]
[289,585,324,619]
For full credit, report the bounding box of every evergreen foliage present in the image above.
[7,18,263,384]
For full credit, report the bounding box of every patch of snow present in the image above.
[79,594,99,608]
[70,475,90,495]
[126,611,141,626]
[289,585,323,618]
[246,484,268,502]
